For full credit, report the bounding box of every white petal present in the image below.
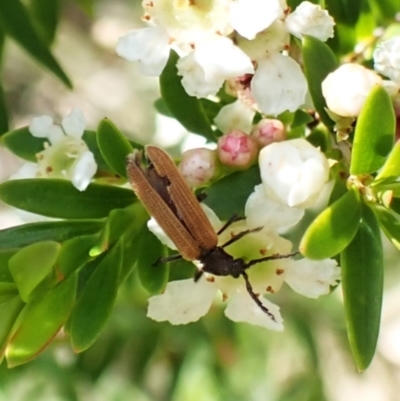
[9,162,38,180]
[147,278,218,325]
[229,0,284,40]
[285,1,335,42]
[177,35,254,98]
[245,184,304,233]
[29,115,54,138]
[71,151,97,191]
[251,53,307,116]
[224,291,283,331]
[284,258,340,298]
[61,108,86,138]
[116,27,170,76]
[214,100,255,134]
[47,125,64,145]
[147,217,178,251]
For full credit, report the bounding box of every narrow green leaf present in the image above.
[351,85,395,175]
[0,283,19,305]
[9,241,60,302]
[0,297,24,361]
[0,0,72,88]
[6,273,77,367]
[202,165,261,220]
[70,242,122,352]
[29,0,62,44]
[0,81,8,136]
[160,51,215,141]
[56,234,97,277]
[371,204,400,251]
[0,250,16,282]
[300,189,361,259]
[302,36,339,129]
[97,118,133,179]
[341,203,383,371]
[0,179,135,219]
[0,219,103,250]
[374,140,400,183]
[2,126,46,162]
[136,226,168,294]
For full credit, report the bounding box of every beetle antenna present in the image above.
[241,271,276,322]
[221,226,263,249]
[244,251,300,269]
[217,214,245,235]
[152,253,183,266]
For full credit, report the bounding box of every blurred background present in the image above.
[1,1,400,400]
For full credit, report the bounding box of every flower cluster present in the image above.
[147,138,339,330]
[13,108,97,192]
[117,0,335,116]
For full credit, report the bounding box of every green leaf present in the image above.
[0,0,72,88]
[136,226,168,294]
[0,297,24,360]
[0,81,8,136]
[29,0,62,45]
[371,204,400,251]
[69,242,122,352]
[160,51,215,141]
[351,85,395,175]
[2,126,46,162]
[300,189,361,259]
[341,203,383,371]
[0,283,19,305]
[82,130,115,174]
[0,219,103,250]
[302,36,339,129]
[326,0,363,25]
[0,179,135,219]
[0,250,16,282]
[97,118,133,179]
[6,273,77,367]
[374,140,400,183]
[154,98,172,117]
[203,165,261,221]
[72,0,94,16]
[8,241,60,302]
[56,234,97,278]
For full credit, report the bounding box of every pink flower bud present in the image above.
[251,118,286,148]
[217,130,258,169]
[178,148,218,188]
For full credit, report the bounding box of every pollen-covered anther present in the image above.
[259,248,267,256]
[266,286,275,293]
[276,268,284,275]
[222,293,228,302]
[206,276,215,283]
[45,166,53,173]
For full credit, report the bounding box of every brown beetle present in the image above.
[126,145,297,321]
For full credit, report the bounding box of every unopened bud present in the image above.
[178,148,218,188]
[251,118,285,148]
[217,130,258,169]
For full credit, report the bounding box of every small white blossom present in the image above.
[258,138,330,208]
[284,258,340,298]
[28,108,97,191]
[285,1,335,42]
[251,53,308,116]
[214,100,255,134]
[322,63,382,117]
[229,0,284,40]
[177,35,254,98]
[116,27,171,76]
[374,36,400,84]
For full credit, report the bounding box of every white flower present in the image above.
[29,108,97,191]
[285,1,335,42]
[322,63,382,117]
[177,35,254,98]
[251,53,308,116]
[258,138,330,208]
[229,0,284,40]
[214,99,255,134]
[374,36,400,84]
[116,27,171,76]
[146,203,339,330]
[117,0,233,76]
